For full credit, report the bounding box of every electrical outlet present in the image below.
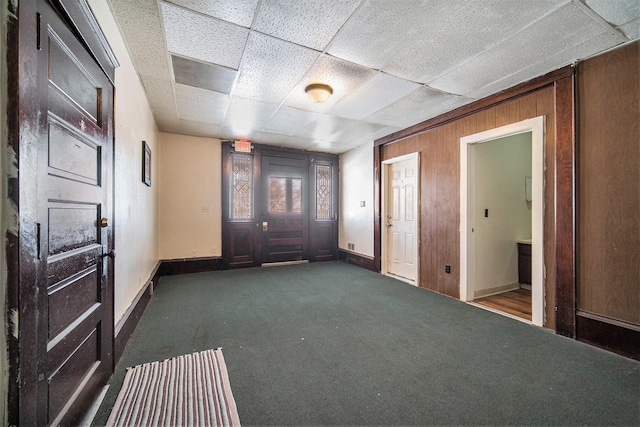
[191,250,196,257]
[360,201,365,207]
[445,265,451,274]
[202,206,209,213]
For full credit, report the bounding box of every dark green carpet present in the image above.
[93,261,639,426]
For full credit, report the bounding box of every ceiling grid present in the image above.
[108,0,639,153]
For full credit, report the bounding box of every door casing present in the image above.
[460,116,545,326]
[381,152,420,285]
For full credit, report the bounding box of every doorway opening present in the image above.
[460,117,544,326]
[381,152,420,285]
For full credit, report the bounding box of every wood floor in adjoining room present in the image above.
[475,288,532,321]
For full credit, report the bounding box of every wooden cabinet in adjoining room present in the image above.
[517,242,532,285]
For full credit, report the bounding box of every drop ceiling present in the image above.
[107,0,639,154]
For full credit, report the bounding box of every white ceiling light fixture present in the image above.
[305,83,333,103]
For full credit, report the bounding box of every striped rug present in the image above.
[107,348,240,426]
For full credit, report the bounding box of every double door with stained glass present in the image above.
[222,143,338,268]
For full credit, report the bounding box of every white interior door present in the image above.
[384,154,419,283]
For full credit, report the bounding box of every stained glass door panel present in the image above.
[261,156,309,263]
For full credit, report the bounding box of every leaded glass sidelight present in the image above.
[316,164,331,219]
[230,154,253,219]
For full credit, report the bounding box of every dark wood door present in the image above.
[15,2,115,424]
[222,143,338,268]
[261,155,309,263]
[309,155,339,262]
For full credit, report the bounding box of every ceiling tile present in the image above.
[164,0,259,27]
[364,86,472,128]
[218,125,259,141]
[282,54,376,113]
[172,55,237,94]
[178,119,221,138]
[618,18,640,40]
[260,106,320,135]
[253,0,360,50]
[584,0,640,26]
[250,131,318,150]
[155,114,182,134]
[468,30,624,99]
[331,120,387,142]
[307,138,365,154]
[222,97,279,130]
[293,114,356,140]
[381,0,571,83]
[327,0,427,70]
[372,126,404,141]
[161,2,249,69]
[328,0,568,80]
[232,32,321,103]
[175,84,229,124]
[428,2,625,96]
[328,72,420,120]
[141,77,177,118]
[110,0,171,80]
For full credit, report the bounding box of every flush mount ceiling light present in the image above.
[305,83,333,103]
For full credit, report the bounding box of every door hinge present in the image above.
[36,13,42,50]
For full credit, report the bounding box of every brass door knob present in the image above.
[101,218,109,228]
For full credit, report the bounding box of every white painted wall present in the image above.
[159,134,222,259]
[470,133,532,295]
[89,0,161,326]
[339,142,374,257]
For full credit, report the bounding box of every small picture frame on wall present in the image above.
[142,141,151,186]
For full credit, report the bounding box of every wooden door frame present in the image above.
[5,0,118,424]
[381,152,420,285]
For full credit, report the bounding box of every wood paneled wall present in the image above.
[375,42,640,358]
[577,42,639,327]
[375,44,640,358]
[379,83,562,330]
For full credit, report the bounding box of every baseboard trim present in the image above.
[339,249,376,272]
[114,261,159,365]
[262,260,309,267]
[474,282,520,299]
[576,311,640,361]
[157,256,224,277]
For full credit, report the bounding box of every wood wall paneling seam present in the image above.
[554,74,577,338]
